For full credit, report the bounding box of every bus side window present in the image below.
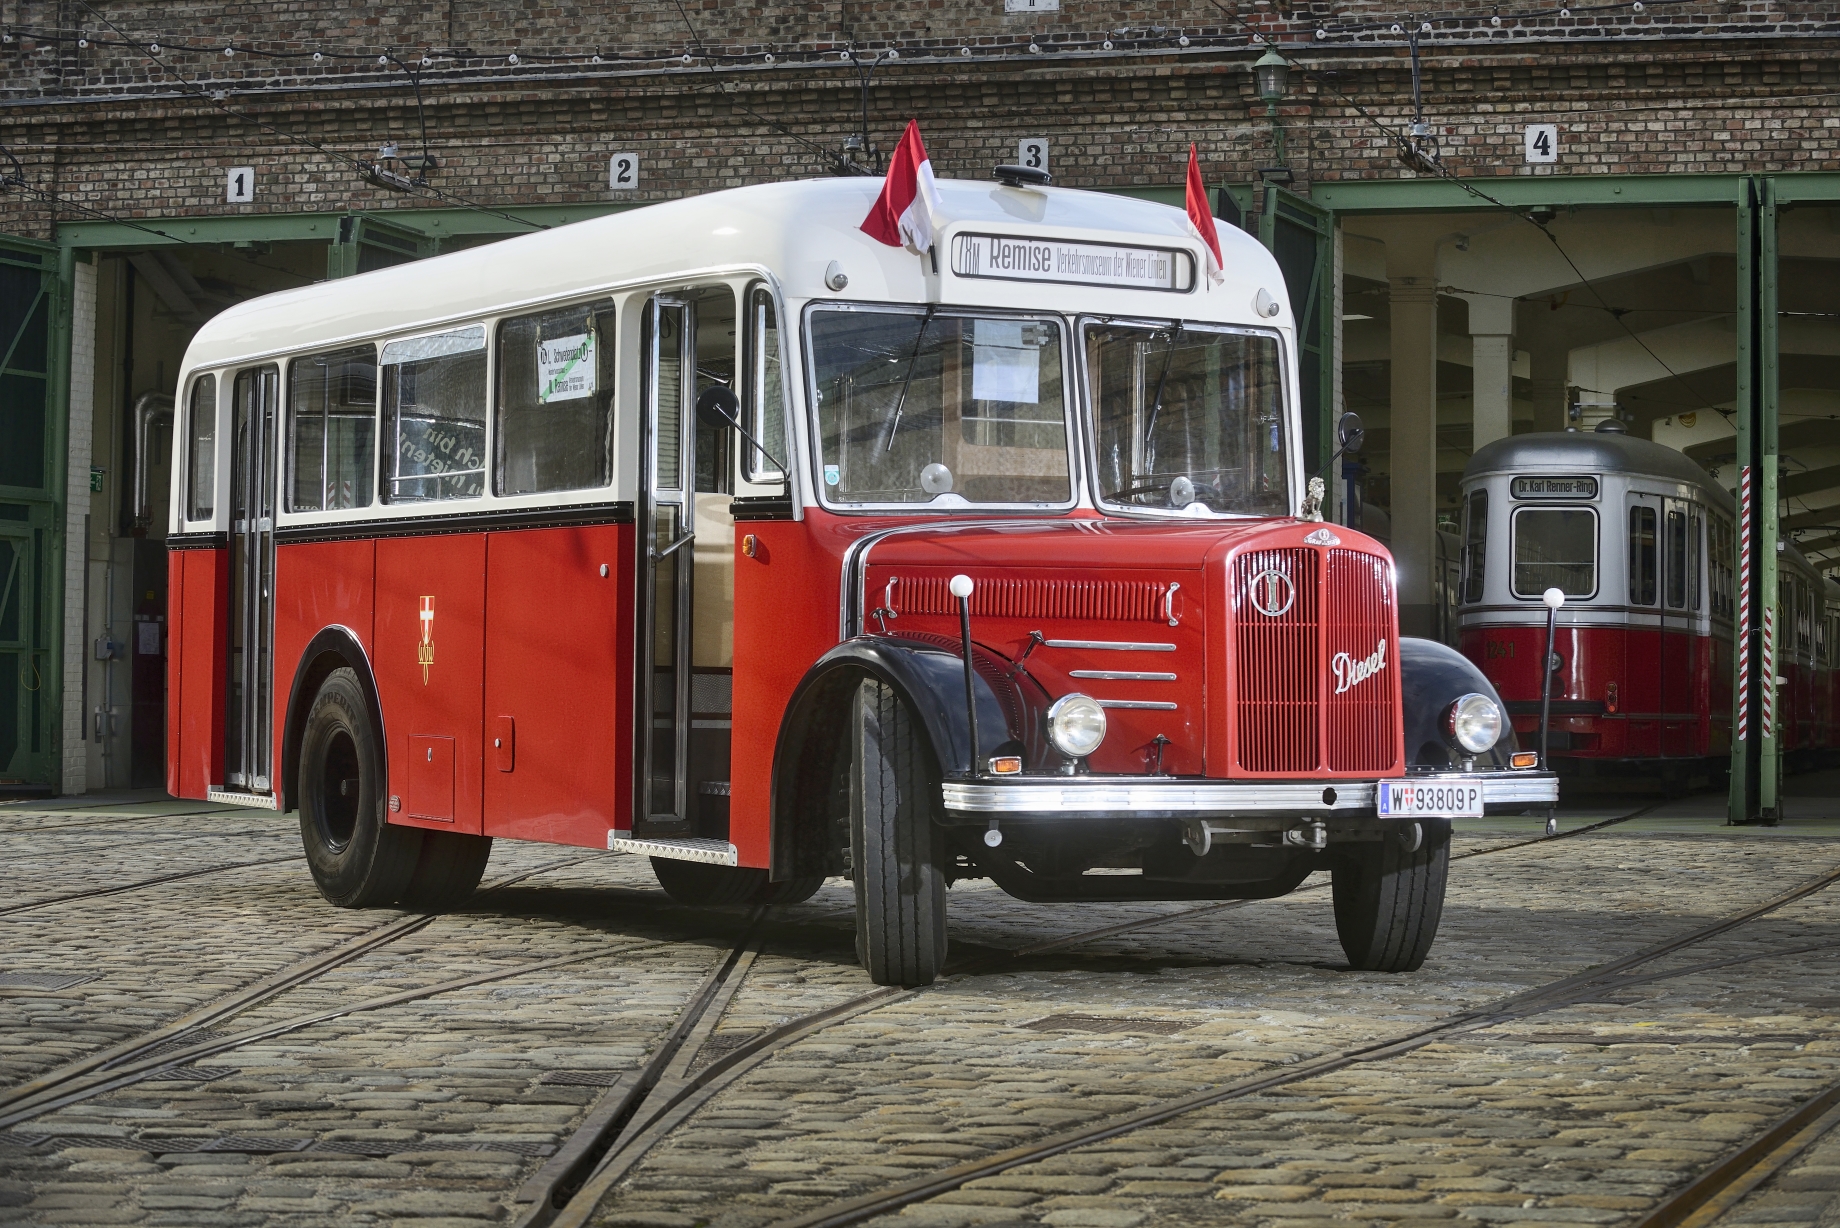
[1628,504,1657,606]
[495,302,615,497]
[382,325,488,503]
[1665,506,1687,608]
[288,345,377,512]
[1460,489,1486,604]
[744,286,785,485]
[186,373,216,521]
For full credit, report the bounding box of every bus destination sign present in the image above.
[951,233,1194,293]
[1512,475,1599,499]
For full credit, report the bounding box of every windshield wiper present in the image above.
[880,304,937,457]
[1140,323,1184,472]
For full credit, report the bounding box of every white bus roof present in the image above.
[180,176,1289,371]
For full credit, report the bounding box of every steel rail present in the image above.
[533,801,1666,1227]
[768,859,1840,1228]
[0,851,605,1118]
[1630,1083,1840,1228]
[0,855,306,917]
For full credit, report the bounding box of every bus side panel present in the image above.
[482,523,633,848]
[375,533,487,836]
[272,538,378,787]
[731,515,847,871]
[172,547,229,798]
[166,550,185,797]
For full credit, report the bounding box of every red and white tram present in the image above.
[168,171,1554,986]
[1459,424,1840,786]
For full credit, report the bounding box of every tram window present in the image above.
[186,373,216,522]
[495,303,615,496]
[1689,509,1702,611]
[1512,507,1597,599]
[1461,490,1487,604]
[808,307,1073,506]
[288,345,376,513]
[1628,505,1658,605]
[1665,507,1687,608]
[744,286,785,484]
[1087,321,1289,516]
[382,325,487,503]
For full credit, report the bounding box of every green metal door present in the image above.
[1258,186,1336,482]
[326,215,440,280]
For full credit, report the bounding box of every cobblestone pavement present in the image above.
[0,791,1837,1228]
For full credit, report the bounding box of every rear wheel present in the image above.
[1331,820,1450,972]
[298,668,423,908]
[649,859,827,907]
[850,678,947,987]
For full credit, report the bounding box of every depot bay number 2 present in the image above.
[609,153,640,190]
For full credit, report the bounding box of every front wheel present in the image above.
[1331,820,1450,972]
[851,679,948,987]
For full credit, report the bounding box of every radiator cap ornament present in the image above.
[1303,527,1340,546]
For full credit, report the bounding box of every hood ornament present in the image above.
[1304,527,1341,547]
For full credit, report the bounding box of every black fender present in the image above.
[769,635,1023,880]
[280,626,388,812]
[1399,636,1517,769]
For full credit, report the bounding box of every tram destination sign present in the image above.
[951,233,1195,293]
[1512,475,1598,499]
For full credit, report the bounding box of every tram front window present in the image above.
[806,307,1072,507]
[1085,322,1289,517]
[1512,506,1597,599]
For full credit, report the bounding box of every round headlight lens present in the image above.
[1047,694,1107,758]
[1446,692,1504,754]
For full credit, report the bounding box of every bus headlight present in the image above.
[1444,693,1505,754]
[1046,694,1107,758]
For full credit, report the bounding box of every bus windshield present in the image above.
[1085,321,1289,517]
[807,306,1072,507]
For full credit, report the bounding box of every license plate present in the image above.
[1376,779,1484,818]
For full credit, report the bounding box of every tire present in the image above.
[298,667,424,908]
[757,874,827,906]
[1331,820,1451,972]
[850,678,947,987]
[650,858,767,906]
[400,831,493,912]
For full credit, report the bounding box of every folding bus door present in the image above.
[634,296,695,838]
[225,366,278,795]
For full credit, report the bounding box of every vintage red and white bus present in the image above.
[167,172,1554,985]
[1458,425,1840,787]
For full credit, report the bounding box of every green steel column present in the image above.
[1758,178,1781,819]
[44,244,75,793]
[1729,183,1756,824]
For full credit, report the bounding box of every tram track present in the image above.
[0,853,307,918]
[0,850,607,1123]
[517,801,1672,1228]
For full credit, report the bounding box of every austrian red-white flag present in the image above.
[1184,144,1225,286]
[861,119,943,253]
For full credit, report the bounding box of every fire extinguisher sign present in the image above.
[1524,124,1558,164]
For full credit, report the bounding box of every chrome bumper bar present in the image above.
[940,771,1559,817]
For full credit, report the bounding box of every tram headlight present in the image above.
[1046,694,1107,759]
[1444,693,1505,754]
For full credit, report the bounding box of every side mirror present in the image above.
[696,385,742,432]
[1337,411,1365,455]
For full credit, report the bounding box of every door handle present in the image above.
[652,531,695,561]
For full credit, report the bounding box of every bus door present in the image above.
[226,365,278,793]
[1660,498,1695,756]
[636,296,695,836]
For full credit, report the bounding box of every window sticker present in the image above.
[971,319,1040,405]
[824,464,841,486]
[538,332,595,403]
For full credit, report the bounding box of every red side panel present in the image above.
[171,548,229,799]
[482,524,633,848]
[375,534,486,835]
[731,515,849,869]
[272,539,377,791]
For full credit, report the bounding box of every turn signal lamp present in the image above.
[1511,751,1540,770]
[989,756,1023,775]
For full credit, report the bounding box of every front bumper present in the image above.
[940,770,1559,819]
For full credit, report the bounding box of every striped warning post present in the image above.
[1737,465,1752,742]
[1762,606,1774,740]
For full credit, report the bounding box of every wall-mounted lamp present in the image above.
[1253,47,1293,175]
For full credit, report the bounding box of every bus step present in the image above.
[606,832,738,866]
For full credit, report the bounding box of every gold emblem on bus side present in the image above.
[418,596,435,684]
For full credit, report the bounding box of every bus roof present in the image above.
[179,176,1284,373]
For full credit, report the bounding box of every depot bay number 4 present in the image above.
[1524,124,1558,164]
